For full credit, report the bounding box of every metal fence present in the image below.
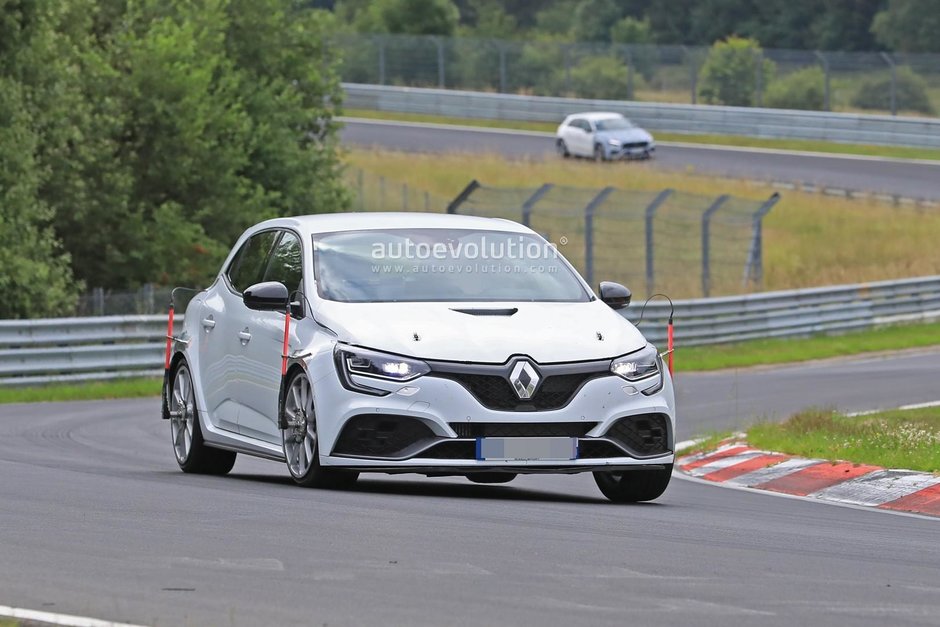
[3,275,938,385]
[337,33,940,117]
[345,166,450,213]
[446,180,779,298]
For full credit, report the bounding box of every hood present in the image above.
[314,299,647,363]
[596,127,652,143]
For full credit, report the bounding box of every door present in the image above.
[199,229,279,435]
[235,230,305,444]
[569,118,591,156]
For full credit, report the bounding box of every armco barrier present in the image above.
[343,83,940,149]
[2,275,940,385]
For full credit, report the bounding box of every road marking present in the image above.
[810,470,940,507]
[340,117,940,166]
[0,605,147,627]
[845,399,940,417]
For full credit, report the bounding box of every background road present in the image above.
[2,350,939,626]
[341,119,940,201]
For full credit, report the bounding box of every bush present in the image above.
[764,67,826,111]
[569,55,638,100]
[851,67,934,114]
[698,36,775,107]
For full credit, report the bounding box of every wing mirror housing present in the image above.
[243,281,290,312]
[599,281,631,309]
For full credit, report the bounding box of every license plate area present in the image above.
[476,437,578,461]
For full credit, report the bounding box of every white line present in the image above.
[809,470,940,507]
[845,399,940,418]
[0,605,147,627]
[340,117,940,166]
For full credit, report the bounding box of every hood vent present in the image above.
[451,308,518,317]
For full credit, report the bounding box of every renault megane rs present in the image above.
[163,212,676,502]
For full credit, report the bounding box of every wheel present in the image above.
[281,370,358,489]
[593,465,672,503]
[467,473,517,484]
[556,139,570,158]
[168,362,236,475]
[593,143,606,162]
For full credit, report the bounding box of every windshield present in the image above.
[595,117,633,131]
[313,228,590,303]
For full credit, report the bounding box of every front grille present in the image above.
[622,141,649,149]
[439,372,604,411]
[332,414,435,458]
[604,414,670,457]
[578,440,627,459]
[420,440,476,459]
[450,422,596,438]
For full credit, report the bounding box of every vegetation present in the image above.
[0,0,347,317]
[0,377,161,404]
[764,67,826,111]
[748,406,940,473]
[698,37,775,107]
[851,67,934,114]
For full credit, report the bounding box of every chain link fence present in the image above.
[446,181,778,299]
[337,33,940,117]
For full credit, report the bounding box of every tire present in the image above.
[281,369,358,489]
[593,465,672,503]
[593,143,606,162]
[467,473,517,484]
[167,361,237,475]
[556,139,570,158]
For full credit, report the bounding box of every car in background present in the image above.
[163,212,677,503]
[556,112,655,161]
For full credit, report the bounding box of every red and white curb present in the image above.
[677,443,940,518]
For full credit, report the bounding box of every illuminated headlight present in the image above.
[610,345,663,395]
[607,138,622,147]
[334,344,430,395]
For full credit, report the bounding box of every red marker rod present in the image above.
[164,304,175,371]
[281,310,291,376]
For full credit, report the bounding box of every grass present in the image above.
[0,620,18,627]
[0,377,161,404]
[344,148,940,296]
[675,321,940,372]
[748,406,940,473]
[343,107,940,162]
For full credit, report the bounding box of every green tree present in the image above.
[698,36,775,107]
[872,0,940,53]
[764,67,825,110]
[354,0,460,35]
[571,0,623,43]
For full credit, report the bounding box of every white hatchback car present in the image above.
[556,112,655,161]
[163,212,676,502]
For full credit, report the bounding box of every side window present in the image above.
[263,231,303,295]
[571,119,589,132]
[227,231,279,294]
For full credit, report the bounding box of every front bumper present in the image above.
[608,143,654,160]
[309,351,676,474]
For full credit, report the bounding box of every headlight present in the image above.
[607,138,622,147]
[334,344,430,395]
[610,345,664,395]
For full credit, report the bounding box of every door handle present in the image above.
[201,317,216,330]
[237,329,252,344]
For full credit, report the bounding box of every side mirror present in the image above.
[243,281,290,311]
[599,281,631,309]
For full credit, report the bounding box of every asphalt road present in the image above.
[2,351,939,626]
[341,119,940,201]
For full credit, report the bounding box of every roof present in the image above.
[250,212,534,235]
[565,111,627,121]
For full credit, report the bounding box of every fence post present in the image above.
[814,51,831,111]
[583,187,615,287]
[625,46,635,100]
[564,44,572,94]
[446,179,481,214]
[644,189,673,297]
[378,176,386,211]
[93,287,105,316]
[498,42,507,93]
[683,46,697,104]
[378,36,386,85]
[881,51,897,116]
[701,194,729,298]
[742,192,781,289]
[436,36,446,88]
[357,168,365,210]
[142,283,154,315]
[754,50,764,107]
[520,183,553,227]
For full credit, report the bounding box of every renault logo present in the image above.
[509,360,540,400]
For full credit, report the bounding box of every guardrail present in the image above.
[2,275,939,385]
[343,83,940,149]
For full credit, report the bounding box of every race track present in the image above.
[341,118,940,201]
[2,351,939,626]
